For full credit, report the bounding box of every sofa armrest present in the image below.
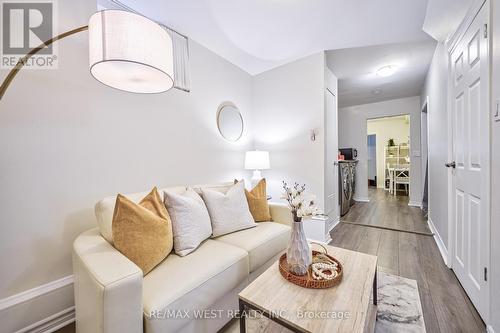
[73,228,143,333]
[269,202,293,226]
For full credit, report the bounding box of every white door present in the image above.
[450,2,489,320]
[325,88,339,221]
[367,134,377,184]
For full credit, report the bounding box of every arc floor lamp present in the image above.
[0,9,175,100]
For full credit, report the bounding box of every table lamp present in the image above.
[245,150,270,187]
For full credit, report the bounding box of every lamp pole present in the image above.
[0,25,88,101]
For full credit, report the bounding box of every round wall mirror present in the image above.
[217,102,244,142]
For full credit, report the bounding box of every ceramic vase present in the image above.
[286,217,312,276]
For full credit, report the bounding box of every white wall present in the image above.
[420,42,449,247]
[489,0,500,330]
[338,97,422,204]
[367,116,411,189]
[252,52,327,210]
[0,1,254,330]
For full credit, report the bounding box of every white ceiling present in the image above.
[326,40,437,108]
[119,0,432,75]
[423,0,475,41]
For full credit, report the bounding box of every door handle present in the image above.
[445,161,456,168]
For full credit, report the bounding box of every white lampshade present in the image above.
[88,10,174,94]
[245,151,270,170]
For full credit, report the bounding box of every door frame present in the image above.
[366,114,411,194]
[446,0,490,322]
[367,134,377,187]
[420,97,430,209]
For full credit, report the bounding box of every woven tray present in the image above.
[279,248,343,289]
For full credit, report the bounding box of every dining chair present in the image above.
[394,165,410,196]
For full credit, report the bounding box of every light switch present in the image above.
[495,99,500,122]
[413,151,421,157]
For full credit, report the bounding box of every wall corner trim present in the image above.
[329,217,340,233]
[427,218,450,267]
[0,275,74,311]
[325,217,341,244]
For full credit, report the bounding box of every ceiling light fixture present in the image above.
[376,65,398,77]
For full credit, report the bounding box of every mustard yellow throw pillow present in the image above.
[112,187,173,275]
[239,179,272,222]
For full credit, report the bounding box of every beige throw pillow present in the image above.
[237,178,272,222]
[163,187,213,256]
[202,181,257,237]
[112,187,173,275]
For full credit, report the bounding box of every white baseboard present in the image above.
[487,325,496,333]
[16,307,75,333]
[0,276,73,311]
[408,201,422,208]
[329,216,340,231]
[0,275,74,333]
[353,197,370,203]
[325,216,340,244]
[427,218,450,267]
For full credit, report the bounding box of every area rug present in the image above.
[220,271,426,333]
[375,272,426,332]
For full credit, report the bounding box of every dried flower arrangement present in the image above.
[281,181,319,222]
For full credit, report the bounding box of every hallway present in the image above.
[331,191,485,332]
[341,188,432,234]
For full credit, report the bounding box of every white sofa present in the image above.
[72,183,292,333]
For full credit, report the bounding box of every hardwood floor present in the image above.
[57,228,485,333]
[341,187,433,234]
[331,218,485,332]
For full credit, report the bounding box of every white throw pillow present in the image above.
[163,187,212,256]
[202,181,257,237]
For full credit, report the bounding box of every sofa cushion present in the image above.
[202,181,256,237]
[143,239,248,333]
[95,182,233,244]
[164,187,212,256]
[239,178,272,222]
[192,183,233,195]
[96,186,185,244]
[112,188,173,275]
[214,222,290,272]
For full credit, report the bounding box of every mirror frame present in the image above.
[216,102,244,142]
